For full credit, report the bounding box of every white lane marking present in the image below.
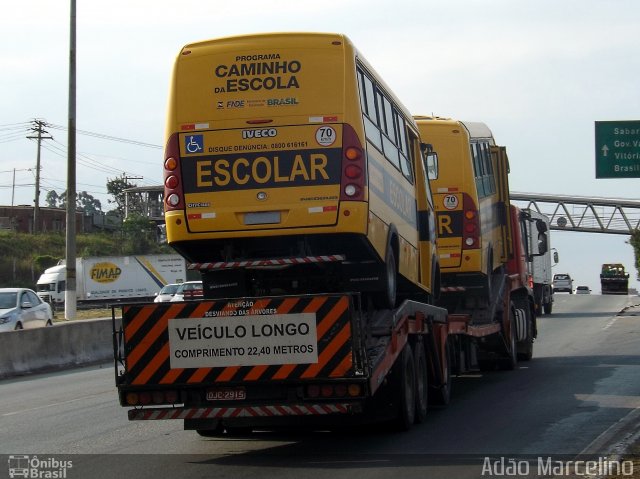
[2,393,105,417]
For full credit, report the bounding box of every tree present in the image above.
[107,174,137,217]
[121,213,160,254]
[45,190,61,208]
[44,189,101,213]
[77,191,102,215]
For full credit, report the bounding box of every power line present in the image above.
[0,129,30,144]
[47,122,162,149]
[0,122,31,130]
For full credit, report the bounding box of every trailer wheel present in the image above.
[500,302,518,371]
[196,420,223,437]
[413,340,428,423]
[392,343,416,430]
[517,307,534,362]
[429,339,452,406]
[374,246,397,310]
[543,300,553,315]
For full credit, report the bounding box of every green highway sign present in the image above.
[595,120,640,178]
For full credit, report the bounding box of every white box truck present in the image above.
[523,209,557,315]
[36,254,186,305]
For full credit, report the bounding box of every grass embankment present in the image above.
[52,308,115,322]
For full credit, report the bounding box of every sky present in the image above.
[1,0,639,294]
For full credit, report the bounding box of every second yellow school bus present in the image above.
[414,116,511,301]
[163,32,439,307]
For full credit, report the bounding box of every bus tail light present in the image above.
[164,133,183,211]
[165,175,179,189]
[462,193,479,250]
[340,124,366,202]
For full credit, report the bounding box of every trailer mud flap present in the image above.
[120,295,358,386]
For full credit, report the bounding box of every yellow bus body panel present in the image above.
[416,117,502,277]
[164,32,434,294]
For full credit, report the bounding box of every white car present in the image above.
[575,286,591,294]
[0,288,54,332]
[154,283,181,303]
[169,281,203,302]
[552,274,574,293]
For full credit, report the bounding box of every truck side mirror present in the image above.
[553,251,559,264]
[537,234,548,254]
[536,219,548,233]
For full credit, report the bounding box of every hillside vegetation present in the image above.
[0,228,174,289]
[2,228,639,290]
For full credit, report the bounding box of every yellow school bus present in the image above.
[163,33,438,307]
[415,116,510,300]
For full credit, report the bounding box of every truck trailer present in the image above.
[111,199,538,433]
[36,254,187,306]
[111,143,541,434]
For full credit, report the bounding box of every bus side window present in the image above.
[397,115,414,182]
[471,143,486,198]
[358,69,382,150]
[481,142,496,194]
[380,93,400,169]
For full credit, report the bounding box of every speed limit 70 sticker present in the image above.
[443,194,459,210]
[316,126,336,146]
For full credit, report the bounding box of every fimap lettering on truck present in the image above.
[162,32,439,308]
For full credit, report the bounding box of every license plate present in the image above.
[206,387,246,401]
[244,211,280,225]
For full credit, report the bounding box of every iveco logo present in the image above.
[242,128,277,139]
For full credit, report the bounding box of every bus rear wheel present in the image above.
[373,247,397,310]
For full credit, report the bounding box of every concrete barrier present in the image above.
[0,318,116,379]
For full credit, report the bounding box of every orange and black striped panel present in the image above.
[122,295,355,386]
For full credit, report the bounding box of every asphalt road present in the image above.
[1,294,639,479]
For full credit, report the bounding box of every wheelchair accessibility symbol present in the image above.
[185,135,204,154]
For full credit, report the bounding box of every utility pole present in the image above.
[27,119,52,234]
[66,0,77,321]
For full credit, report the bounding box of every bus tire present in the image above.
[431,261,441,304]
[374,246,397,310]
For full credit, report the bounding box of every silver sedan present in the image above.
[0,288,54,332]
